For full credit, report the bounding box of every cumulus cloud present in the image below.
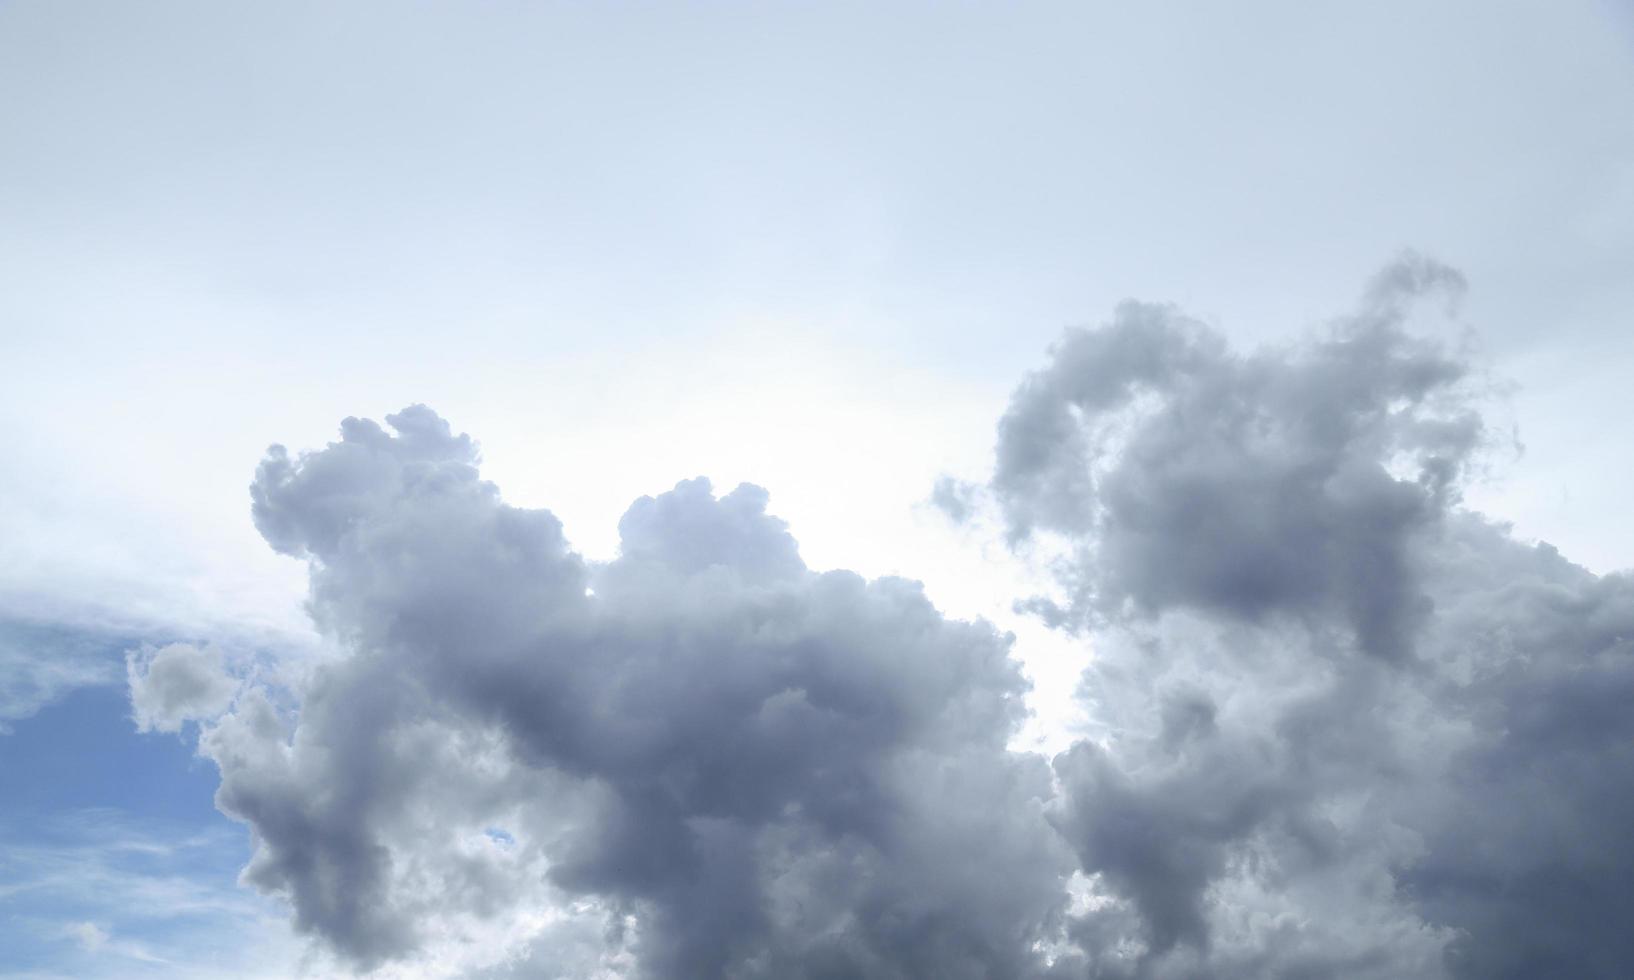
[196,256,1631,979]
[979,253,1634,978]
[209,406,1074,977]
[127,642,237,734]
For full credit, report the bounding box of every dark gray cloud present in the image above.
[210,406,1075,977]
[980,254,1634,978]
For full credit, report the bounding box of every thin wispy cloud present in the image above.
[0,811,300,979]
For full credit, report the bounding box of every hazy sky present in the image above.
[2,3,1632,978]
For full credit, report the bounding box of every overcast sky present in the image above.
[2,3,1632,978]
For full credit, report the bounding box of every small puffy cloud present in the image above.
[127,642,236,733]
[929,475,981,525]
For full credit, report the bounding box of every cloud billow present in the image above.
[981,254,1634,979]
[184,256,1633,978]
[213,406,1073,977]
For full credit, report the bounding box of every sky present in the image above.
[1,2,1632,978]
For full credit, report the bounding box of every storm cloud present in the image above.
[176,257,1633,979]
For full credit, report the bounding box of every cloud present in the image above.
[990,254,1482,659]
[208,406,1075,977]
[0,597,312,736]
[182,256,1631,979]
[977,254,1634,978]
[126,643,237,734]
